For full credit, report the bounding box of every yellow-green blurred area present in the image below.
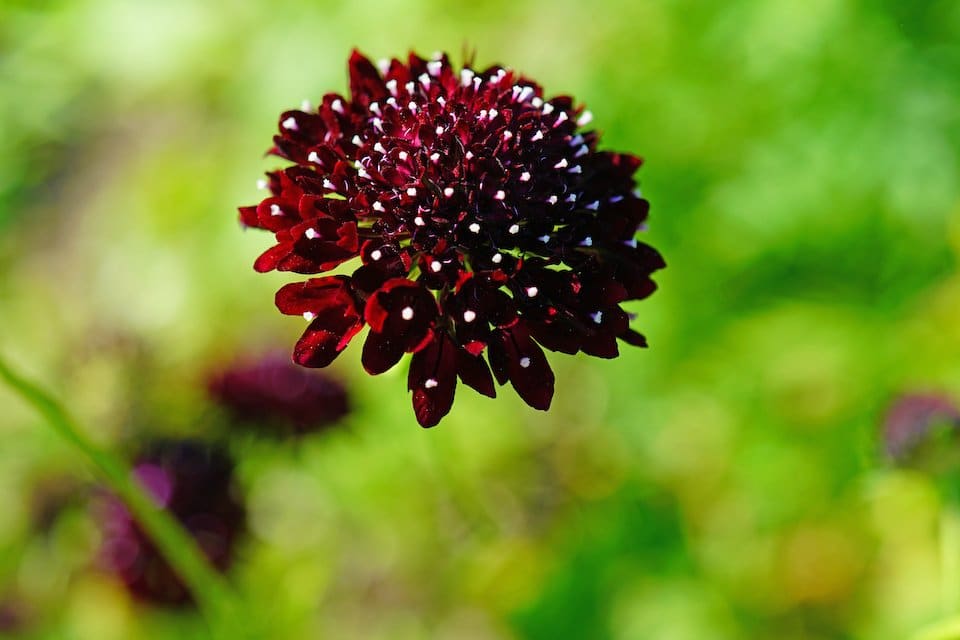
[1,0,960,637]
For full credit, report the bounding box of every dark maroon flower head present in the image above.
[883,393,960,467]
[98,440,245,606]
[240,50,665,427]
[208,352,350,435]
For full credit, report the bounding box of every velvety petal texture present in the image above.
[240,49,664,427]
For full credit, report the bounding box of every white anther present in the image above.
[580,236,593,246]
[301,99,313,112]
[566,194,577,203]
[610,195,624,203]
[414,216,425,226]
[430,152,440,162]
[377,58,389,74]
[519,171,531,182]
[531,130,544,142]
[270,204,282,216]
[405,81,415,94]
[489,108,498,119]
[569,165,582,174]
[430,260,442,272]
[571,134,585,146]
[539,235,550,243]
[374,142,386,153]
[586,201,599,210]
[519,357,531,368]
[576,145,589,158]
[373,201,385,212]
[308,151,320,163]
[436,125,444,136]
[282,116,298,130]
[443,187,455,197]
[372,117,383,131]
[401,306,414,320]
[465,151,474,160]
[323,179,336,190]
[468,222,481,233]
[554,158,568,169]
[331,99,344,114]
[518,86,535,102]
[256,179,268,190]
[370,249,382,261]
[427,60,443,76]
[305,228,319,239]
[460,69,475,86]
[590,311,603,324]
[398,151,408,161]
[531,97,544,108]
[408,101,418,112]
[624,238,638,248]
[357,167,370,179]
[492,253,503,264]
[494,190,506,200]
[437,96,446,106]
[425,378,438,389]
[352,135,363,146]
[508,223,520,234]
[463,310,477,323]
[303,311,316,321]
[406,187,417,196]
[369,102,381,114]
[526,286,538,297]
[555,112,568,125]
[542,103,554,115]
[386,79,398,95]
[478,109,487,120]
[547,195,558,204]
[577,111,592,126]
[386,97,397,107]
[503,130,513,140]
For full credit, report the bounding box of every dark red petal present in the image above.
[294,309,363,368]
[456,349,496,398]
[254,242,294,273]
[407,333,457,427]
[620,329,648,347]
[275,276,352,316]
[361,330,407,375]
[494,324,554,410]
[349,49,388,104]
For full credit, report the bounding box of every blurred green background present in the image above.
[2,0,960,638]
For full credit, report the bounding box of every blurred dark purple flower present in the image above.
[883,393,960,465]
[208,352,349,434]
[240,50,664,427]
[98,440,245,606]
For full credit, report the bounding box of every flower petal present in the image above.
[407,332,458,427]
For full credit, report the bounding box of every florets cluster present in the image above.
[240,50,664,426]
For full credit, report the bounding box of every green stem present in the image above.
[0,355,241,635]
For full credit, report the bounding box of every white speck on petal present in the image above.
[386,79,398,94]
[436,125,444,136]
[323,179,336,190]
[566,194,577,203]
[590,311,603,324]
[554,158,568,169]
[401,306,414,320]
[270,204,282,216]
[408,101,418,112]
[624,238,638,247]
[489,108,498,119]
[539,235,550,243]
[282,117,298,130]
[370,249,383,261]
[307,151,320,163]
[547,195,558,205]
[531,130,544,142]
[373,201,385,212]
[518,86,534,102]
[520,357,531,368]
[406,187,417,196]
[531,97,543,108]
[430,260,442,272]
[555,112,568,125]
[468,222,481,233]
[331,99,344,114]
[374,142,386,153]
[303,312,316,321]
[463,310,477,323]
[508,224,520,234]
[430,152,440,162]
[542,103,554,115]
[305,228,319,239]
[414,216,425,226]
[492,253,503,264]
[519,171,531,182]
[586,201,600,210]
[460,69,475,86]
[398,151,408,161]
[405,81,415,94]
[569,165,582,174]
[425,378,438,389]
[443,187,454,197]
[494,190,506,200]
[580,236,593,247]
[352,135,363,146]
[526,286,538,297]
[503,130,513,140]
[575,145,589,158]
[427,60,443,76]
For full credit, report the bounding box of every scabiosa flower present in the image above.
[98,440,245,606]
[240,50,665,427]
[883,393,960,466]
[208,352,349,435]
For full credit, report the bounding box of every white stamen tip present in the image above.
[547,196,558,205]
[468,222,481,233]
[401,306,414,320]
[374,142,386,153]
[372,201,385,212]
[370,249,382,261]
[405,81,415,94]
[430,260,442,273]
[539,235,550,243]
[569,165,582,174]
[427,60,443,76]
[489,108,498,119]
[414,216,425,226]
[580,236,593,247]
[352,135,363,146]
[425,378,438,389]
[443,187,455,197]
[430,152,440,162]
[303,312,316,321]
[460,69,475,87]
[520,357,531,368]
[386,79,398,94]
[555,112,568,125]
[503,130,513,140]
[398,151,408,161]
[408,101,418,112]
[281,116,298,130]
[307,151,320,163]
[269,204,282,216]
[531,130,544,142]
[519,171,531,182]
[590,311,603,324]
[323,179,336,190]
[508,224,520,234]
[465,151,474,160]
[435,125,444,136]
[304,228,319,240]
[463,310,477,323]
[256,179,268,190]
[554,158,568,169]
[586,201,600,210]
[542,103,555,115]
[494,190,506,200]
[526,286,538,297]
[577,111,593,126]
[492,253,503,264]
[531,97,544,108]
[301,100,313,112]
[331,99,344,114]
[406,187,417,196]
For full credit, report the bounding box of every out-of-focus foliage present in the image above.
[1,0,959,638]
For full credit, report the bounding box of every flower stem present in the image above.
[0,355,243,636]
